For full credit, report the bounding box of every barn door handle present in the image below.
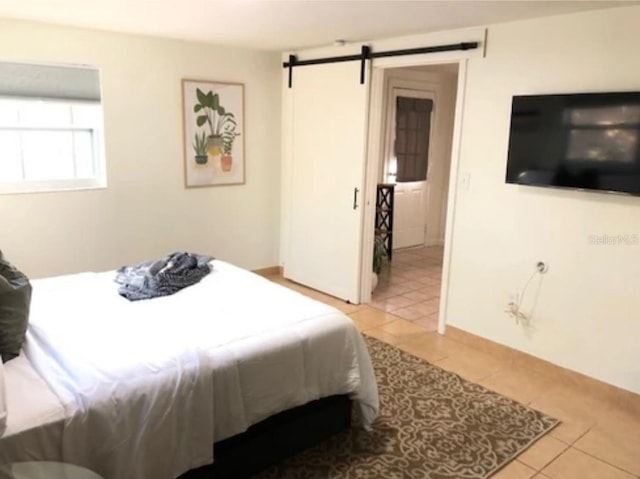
[353,187,359,210]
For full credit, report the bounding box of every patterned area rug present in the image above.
[256,336,559,479]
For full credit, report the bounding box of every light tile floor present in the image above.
[370,246,444,331]
[267,264,640,479]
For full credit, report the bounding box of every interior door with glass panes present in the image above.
[386,88,434,249]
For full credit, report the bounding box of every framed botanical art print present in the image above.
[182,79,245,187]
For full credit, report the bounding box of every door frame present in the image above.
[360,59,468,335]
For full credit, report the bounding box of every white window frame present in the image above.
[0,97,106,195]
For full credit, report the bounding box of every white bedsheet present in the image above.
[187,261,378,438]
[0,354,65,462]
[11,261,378,479]
[25,274,215,479]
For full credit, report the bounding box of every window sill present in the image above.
[0,180,107,195]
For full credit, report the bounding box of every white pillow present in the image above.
[0,359,7,436]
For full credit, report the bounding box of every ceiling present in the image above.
[0,0,634,52]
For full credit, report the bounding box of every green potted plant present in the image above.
[194,88,237,157]
[220,124,241,172]
[372,236,387,292]
[192,131,208,165]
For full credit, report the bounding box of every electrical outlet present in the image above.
[536,261,548,274]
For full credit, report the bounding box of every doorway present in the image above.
[388,88,434,250]
[369,63,459,332]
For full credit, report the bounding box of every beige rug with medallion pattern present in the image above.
[256,336,559,479]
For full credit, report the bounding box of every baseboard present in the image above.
[252,266,283,277]
[445,326,640,415]
[424,239,445,247]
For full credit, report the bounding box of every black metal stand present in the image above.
[375,184,395,261]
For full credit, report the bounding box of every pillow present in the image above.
[0,252,32,363]
[0,359,6,436]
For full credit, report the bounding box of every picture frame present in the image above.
[182,79,245,187]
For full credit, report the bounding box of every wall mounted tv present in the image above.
[506,91,640,195]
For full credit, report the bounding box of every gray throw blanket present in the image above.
[115,252,213,301]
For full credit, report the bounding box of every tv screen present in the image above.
[505,91,640,195]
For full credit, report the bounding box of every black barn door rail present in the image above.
[284,41,479,88]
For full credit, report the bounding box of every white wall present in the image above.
[0,19,281,278]
[447,5,640,393]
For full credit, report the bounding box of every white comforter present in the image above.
[25,273,216,479]
[23,261,378,479]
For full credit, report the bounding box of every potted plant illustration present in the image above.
[194,88,237,158]
[220,124,241,172]
[192,131,208,165]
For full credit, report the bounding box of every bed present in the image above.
[0,260,379,479]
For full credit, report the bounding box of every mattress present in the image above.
[0,261,378,479]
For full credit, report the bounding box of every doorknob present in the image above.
[353,188,359,210]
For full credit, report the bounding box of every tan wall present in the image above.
[0,19,282,278]
[447,5,640,393]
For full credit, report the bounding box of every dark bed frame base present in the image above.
[181,395,352,479]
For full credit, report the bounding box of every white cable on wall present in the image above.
[505,262,547,326]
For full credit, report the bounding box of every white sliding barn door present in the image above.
[285,61,370,303]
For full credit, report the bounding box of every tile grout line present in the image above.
[527,438,571,474]
[570,438,639,478]
[541,423,640,477]
[277,255,640,479]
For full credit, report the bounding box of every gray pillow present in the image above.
[0,252,32,363]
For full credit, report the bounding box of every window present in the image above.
[394,96,433,183]
[0,62,105,194]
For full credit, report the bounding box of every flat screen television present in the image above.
[505,91,640,195]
